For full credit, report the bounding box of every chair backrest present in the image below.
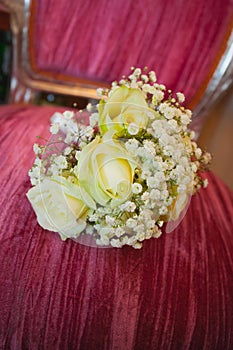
[2,0,233,131]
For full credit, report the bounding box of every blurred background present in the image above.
[0,4,233,190]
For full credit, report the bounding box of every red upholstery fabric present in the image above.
[31,0,233,106]
[1,1,233,348]
[0,105,233,349]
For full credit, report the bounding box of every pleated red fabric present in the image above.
[31,0,233,105]
[0,105,233,349]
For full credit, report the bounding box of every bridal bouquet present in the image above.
[27,68,211,248]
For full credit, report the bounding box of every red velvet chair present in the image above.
[0,0,233,349]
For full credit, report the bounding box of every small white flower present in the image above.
[126,218,137,228]
[49,163,59,176]
[86,103,93,112]
[186,109,192,118]
[89,113,99,127]
[54,155,67,169]
[50,123,60,134]
[146,219,155,229]
[190,131,196,140]
[153,227,162,238]
[130,81,139,89]
[168,119,178,130]
[105,215,115,226]
[64,147,72,155]
[96,88,104,97]
[63,111,74,119]
[128,123,139,135]
[120,201,136,212]
[119,79,127,85]
[143,140,156,155]
[147,176,159,188]
[176,92,185,103]
[152,90,164,104]
[141,74,149,82]
[89,213,99,222]
[115,227,125,237]
[33,143,41,155]
[159,84,166,90]
[134,224,145,234]
[64,132,75,144]
[141,169,152,179]
[111,239,123,248]
[85,225,94,235]
[134,68,142,76]
[125,138,139,152]
[150,189,161,200]
[191,163,198,172]
[34,157,42,167]
[195,148,202,159]
[132,182,143,194]
[80,126,94,140]
[159,103,175,119]
[180,114,190,125]
[149,71,157,82]
[159,206,168,215]
[141,191,150,201]
[133,242,142,249]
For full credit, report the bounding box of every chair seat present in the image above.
[0,105,232,349]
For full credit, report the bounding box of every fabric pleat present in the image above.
[0,105,233,349]
[31,0,233,105]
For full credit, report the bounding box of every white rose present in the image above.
[77,131,137,207]
[98,85,154,134]
[26,176,95,240]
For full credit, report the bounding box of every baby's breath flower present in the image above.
[176,92,185,103]
[141,74,149,82]
[50,123,60,134]
[105,215,115,226]
[159,84,166,90]
[152,90,164,104]
[180,113,191,125]
[195,148,202,159]
[132,182,142,194]
[111,239,123,248]
[86,103,93,112]
[115,227,125,237]
[133,242,143,249]
[54,155,67,169]
[33,143,42,155]
[126,218,137,228]
[149,71,157,82]
[64,147,72,155]
[150,189,161,200]
[134,68,142,76]
[63,111,74,119]
[159,103,175,119]
[120,201,136,212]
[128,123,139,135]
[96,88,104,97]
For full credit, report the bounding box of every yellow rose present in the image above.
[77,131,137,207]
[26,176,95,240]
[98,85,153,134]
